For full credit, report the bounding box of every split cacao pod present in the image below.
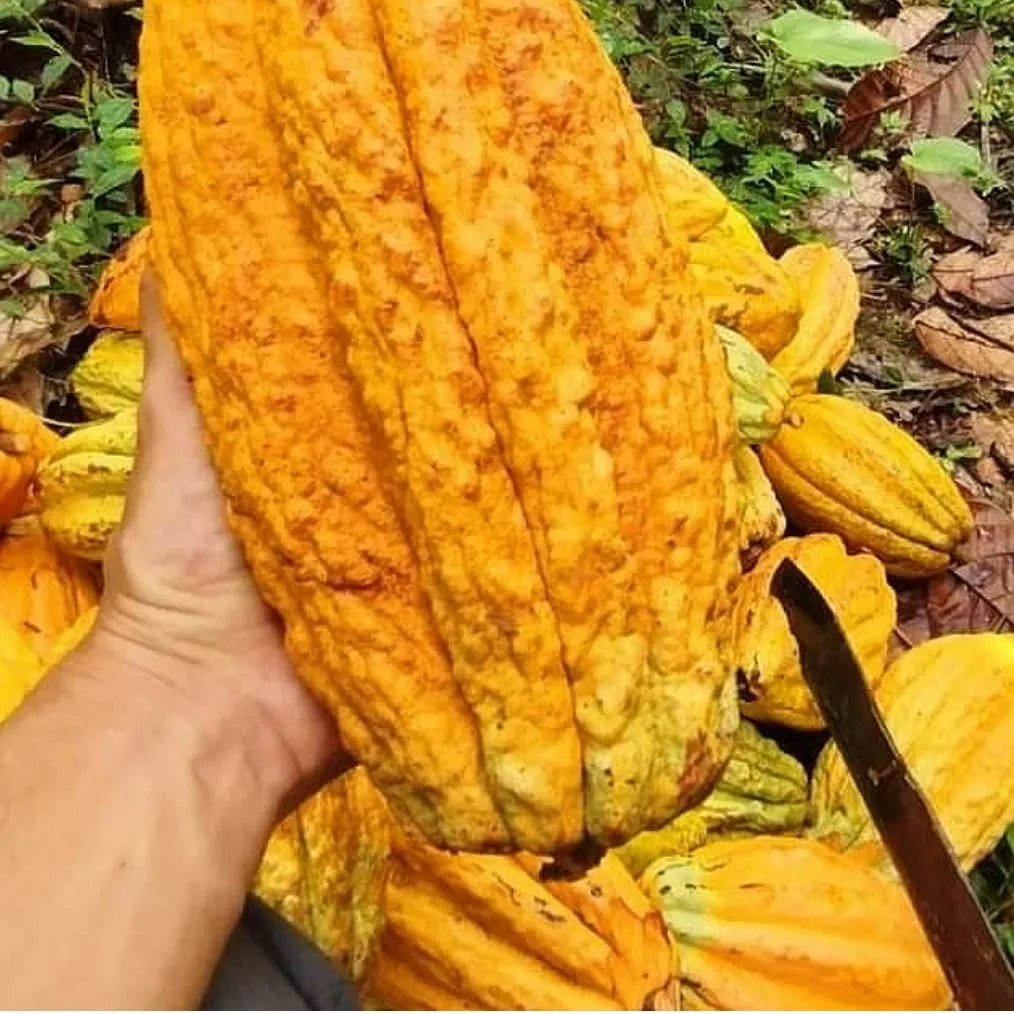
[642,836,949,1011]
[87,226,149,332]
[71,331,144,419]
[771,244,860,396]
[811,633,1014,872]
[37,410,135,562]
[614,720,808,877]
[0,514,100,656]
[730,534,895,730]
[759,394,973,577]
[140,0,741,852]
[255,768,680,1011]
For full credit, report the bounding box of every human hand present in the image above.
[91,275,342,814]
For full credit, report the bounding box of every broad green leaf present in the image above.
[13,30,62,52]
[902,138,985,179]
[48,112,90,131]
[767,10,900,67]
[40,52,73,92]
[10,77,34,104]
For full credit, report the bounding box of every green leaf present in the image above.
[40,52,73,92]
[767,10,900,67]
[12,30,62,52]
[0,76,10,102]
[48,112,90,131]
[902,138,985,180]
[95,95,135,134]
[90,162,140,199]
[10,77,34,104]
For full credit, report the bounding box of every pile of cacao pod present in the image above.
[1,0,1012,1008]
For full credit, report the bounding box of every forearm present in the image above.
[0,630,285,1009]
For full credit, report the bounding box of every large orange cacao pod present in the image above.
[256,768,680,1010]
[642,836,949,1010]
[0,515,100,656]
[811,633,1014,872]
[771,244,860,396]
[140,0,741,853]
[87,227,149,331]
[730,534,895,729]
[0,397,60,528]
[759,395,973,577]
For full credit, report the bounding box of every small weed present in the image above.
[873,223,934,287]
[971,824,1014,962]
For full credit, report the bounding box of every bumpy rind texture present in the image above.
[731,534,896,730]
[716,326,791,444]
[811,633,1014,872]
[771,244,860,396]
[37,409,135,562]
[759,394,974,578]
[614,720,808,876]
[87,226,149,331]
[0,397,60,528]
[256,768,680,1011]
[733,444,785,563]
[140,0,740,852]
[688,217,799,360]
[642,836,950,1011]
[71,331,144,419]
[0,515,100,657]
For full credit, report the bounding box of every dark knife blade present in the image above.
[771,558,1014,1011]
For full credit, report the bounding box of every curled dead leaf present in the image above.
[913,306,1014,384]
[912,170,989,247]
[804,168,889,263]
[839,29,993,153]
[933,238,1014,310]
[876,6,950,53]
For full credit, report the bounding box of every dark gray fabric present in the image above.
[201,896,359,1011]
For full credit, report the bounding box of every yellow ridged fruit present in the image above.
[705,204,768,256]
[717,326,791,444]
[759,395,974,577]
[141,0,741,853]
[87,226,149,331]
[733,444,785,563]
[255,768,680,1010]
[71,331,144,419]
[730,534,896,730]
[689,230,800,360]
[37,410,135,562]
[771,244,860,395]
[0,619,42,724]
[614,721,808,877]
[811,634,1014,872]
[655,147,729,240]
[642,836,949,1011]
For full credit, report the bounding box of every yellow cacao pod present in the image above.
[256,768,680,1010]
[811,633,1014,872]
[759,394,973,577]
[0,618,42,724]
[717,326,791,444]
[141,0,741,853]
[731,534,895,730]
[37,410,135,562]
[655,147,729,240]
[733,444,785,563]
[614,720,808,877]
[71,331,144,419]
[87,226,149,331]
[642,836,949,1011]
[39,605,98,671]
[771,244,860,396]
[689,231,800,360]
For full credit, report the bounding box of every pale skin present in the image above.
[0,280,343,1008]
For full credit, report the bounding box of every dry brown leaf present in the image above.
[804,168,889,263]
[876,6,950,52]
[913,305,1014,383]
[0,366,46,415]
[839,29,993,152]
[0,269,58,379]
[932,241,1014,310]
[893,498,1014,655]
[964,313,1014,350]
[912,170,989,246]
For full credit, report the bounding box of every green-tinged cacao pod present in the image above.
[759,394,973,578]
[614,721,808,876]
[71,331,144,419]
[717,326,791,444]
[730,534,895,730]
[37,409,135,561]
[642,836,950,1011]
[811,633,1014,872]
